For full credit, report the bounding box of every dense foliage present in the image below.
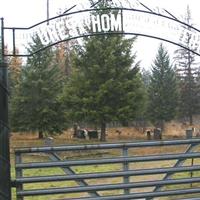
[148,44,179,129]
[62,34,146,141]
[10,36,67,138]
[174,6,200,124]
[5,4,200,139]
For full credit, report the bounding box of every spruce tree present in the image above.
[62,0,146,142]
[148,43,179,129]
[11,35,67,138]
[196,70,200,114]
[8,49,22,95]
[174,6,199,125]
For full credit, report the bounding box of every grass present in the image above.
[11,161,122,199]
[10,132,200,200]
[10,141,123,200]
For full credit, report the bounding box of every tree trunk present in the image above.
[160,120,165,132]
[73,123,79,138]
[100,122,106,141]
[189,114,193,126]
[39,131,44,139]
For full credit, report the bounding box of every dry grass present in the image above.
[10,126,200,200]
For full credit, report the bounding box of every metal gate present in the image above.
[13,138,200,200]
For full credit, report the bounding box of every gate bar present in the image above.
[17,181,200,197]
[16,152,200,169]
[15,138,200,153]
[15,165,200,184]
[54,188,200,200]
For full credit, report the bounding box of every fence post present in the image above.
[123,146,130,194]
[15,152,23,200]
[191,157,194,187]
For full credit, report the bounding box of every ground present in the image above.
[10,121,200,149]
[10,125,200,200]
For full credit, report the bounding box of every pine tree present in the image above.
[196,70,200,113]
[55,43,72,76]
[8,49,23,95]
[62,34,146,141]
[11,35,67,138]
[148,43,179,129]
[175,6,199,125]
[141,68,151,88]
[54,12,77,77]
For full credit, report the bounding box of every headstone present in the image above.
[146,130,151,140]
[186,129,193,139]
[44,137,54,146]
[153,128,162,140]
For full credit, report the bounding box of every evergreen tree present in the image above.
[175,6,199,125]
[62,29,146,141]
[148,43,179,129]
[140,68,151,126]
[55,43,71,76]
[196,70,200,113]
[54,12,77,77]
[141,68,151,88]
[8,49,23,95]
[0,39,2,62]
[11,35,67,138]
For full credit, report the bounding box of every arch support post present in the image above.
[0,17,11,200]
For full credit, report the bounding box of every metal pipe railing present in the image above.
[55,188,200,200]
[16,152,200,169]
[15,165,200,184]
[14,138,200,153]
[54,188,200,200]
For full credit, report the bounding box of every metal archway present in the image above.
[2,7,200,57]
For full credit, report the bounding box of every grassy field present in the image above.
[10,129,200,200]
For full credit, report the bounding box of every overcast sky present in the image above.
[1,0,200,69]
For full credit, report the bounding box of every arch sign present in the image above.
[2,0,200,57]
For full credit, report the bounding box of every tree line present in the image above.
[4,3,200,141]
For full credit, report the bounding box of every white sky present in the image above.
[1,0,200,69]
